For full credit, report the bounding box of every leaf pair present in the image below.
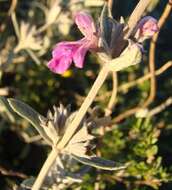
[7,97,128,171]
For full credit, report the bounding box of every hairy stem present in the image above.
[32,66,109,190]
[57,65,109,149]
[32,148,59,190]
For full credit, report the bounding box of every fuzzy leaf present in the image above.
[72,155,127,171]
[100,3,113,50]
[100,3,127,57]
[21,177,36,189]
[0,96,15,122]
[107,42,142,71]
[8,98,52,145]
[64,124,94,158]
[40,119,59,145]
[69,125,94,144]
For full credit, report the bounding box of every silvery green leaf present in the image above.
[21,157,81,190]
[64,111,76,132]
[107,41,142,72]
[65,142,89,158]
[69,125,94,144]
[72,155,127,171]
[8,98,52,145]
[21,177,36,189]
[64,124,94,158]
[0,96,15,122]
[100,3,127,57]
[100,3,113,51]
[109,21,127,58]
[39,105,72,145]
[40,119,59,145]
[46,156,82,190]
[53,104,70,135]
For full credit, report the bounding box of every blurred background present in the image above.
[0,0,172,189]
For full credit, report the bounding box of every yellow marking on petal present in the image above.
[62,70,73,78]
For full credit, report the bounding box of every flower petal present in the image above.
[52,41,83,58]
[52,43,67,58]
[47,56,72,74]
[73,43,89,68]
[75,12,96,39]
[52,42,72,58]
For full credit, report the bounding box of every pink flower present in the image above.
[48,12,98,74]
[134,16,159,42]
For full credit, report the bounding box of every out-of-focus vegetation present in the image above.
[0,0,172,189]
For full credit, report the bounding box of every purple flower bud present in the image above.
[134,16,159,42]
